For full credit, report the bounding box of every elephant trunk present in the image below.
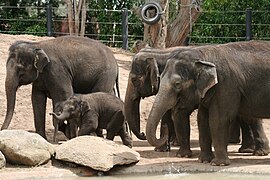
[50,112,69,121]
[124,80,146,140]
[50,112,69,142]
[146,85,173,147]
[1,70,19,130]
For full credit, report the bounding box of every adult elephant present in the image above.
[125,46,267,157]
[1,36,119,139]
[146,41,270,166]
[124,46,194,154]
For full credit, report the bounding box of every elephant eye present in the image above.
[172,75,182,90]
[174,81,181,89]
[71,106,76,110]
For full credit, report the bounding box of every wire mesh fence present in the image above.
[0,5,269,48]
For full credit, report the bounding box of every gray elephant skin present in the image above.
[146,41,270,166]
[51,92,132,147]
[2,36,119,139]
[124,46,195,154]
[125,46,267,158]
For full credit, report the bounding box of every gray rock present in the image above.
[0,151,6,168]
[0,130,55,166]
[55,136,140,172]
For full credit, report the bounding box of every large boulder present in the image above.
[0,130,55,166]
[0,151,6,168]
[55,136,140,172]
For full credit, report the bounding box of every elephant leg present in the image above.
[154,110,172,152]
[173,108,192,158]
[96,129,104,137]
[250,119,270,156]
[106,111,123,141]
[118,122,133,148]
[238,117,255,153]
[197,105,214,163]
[78,114,98,136]
[228,120,241,144]
[32,88,47,139]
[208,95,241,166]
[68,118,78,139]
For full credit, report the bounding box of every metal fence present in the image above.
[190,9,270,45]
[0,5,270,48]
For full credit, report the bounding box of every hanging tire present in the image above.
[140,2,163,25]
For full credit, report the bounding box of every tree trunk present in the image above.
[66,0,74,35]
[143,0,169,48]
[74,0,83,35]
[80,0,87,36]
[166,0,202,47]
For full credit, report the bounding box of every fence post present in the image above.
[245,8,252,40]
[122,8,128,50]
[46,4,53,36]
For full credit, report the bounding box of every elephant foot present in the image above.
[154,143,170,152]
[210,157,230,166]
[176,148,192,158]
[198,151,214,164]
[253,148,270,156]
[170,138,180,146]
[238,144,255,153]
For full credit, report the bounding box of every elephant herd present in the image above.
[1,36,270,166]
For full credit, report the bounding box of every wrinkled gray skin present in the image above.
[146,41,270,166]
[124,46,194,154]
[125,46,265,157]
[50,92,132,148]
[2,36,119,139]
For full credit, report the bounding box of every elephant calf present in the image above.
[50,92,132,148]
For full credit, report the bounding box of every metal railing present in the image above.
[0,5,270,48]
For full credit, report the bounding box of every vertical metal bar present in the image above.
[122,8,128,50]
[246,8,252,40]
[46,4,53,36]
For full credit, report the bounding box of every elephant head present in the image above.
[146,51,218,147]
[50,95,85,141]
[124,46,193,140]
[2,42,50,130]
[124,53,160,140]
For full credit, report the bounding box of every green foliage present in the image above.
[190,0,270,44]
[1,0,270,46]
[0,0,59,36]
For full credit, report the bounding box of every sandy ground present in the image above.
[1,34,270,179]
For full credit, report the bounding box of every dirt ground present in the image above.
[1,34,270,179]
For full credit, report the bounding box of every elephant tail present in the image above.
[114,74,121,98]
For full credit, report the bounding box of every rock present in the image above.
[55,136,140,172]
[0,151,6,168]
[0,130,55,166]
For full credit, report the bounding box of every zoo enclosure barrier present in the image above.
[0,5,270,48]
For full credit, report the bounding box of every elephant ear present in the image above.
[34,49,50,72]
[195,60,218,99]
[146,57,160,93]
[80,101,91,115]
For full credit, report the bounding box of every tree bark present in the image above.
[143,0,169,48]
[165,0,202,47]
[80,0,87,36]
[66,0,74,35]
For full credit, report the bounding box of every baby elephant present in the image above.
[50,92,132,148]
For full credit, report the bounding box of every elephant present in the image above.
[50,92,132,148]
[125,46,264,157]
[146,41,270,166]
[2,36,119,139]
[124,46,194,154]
